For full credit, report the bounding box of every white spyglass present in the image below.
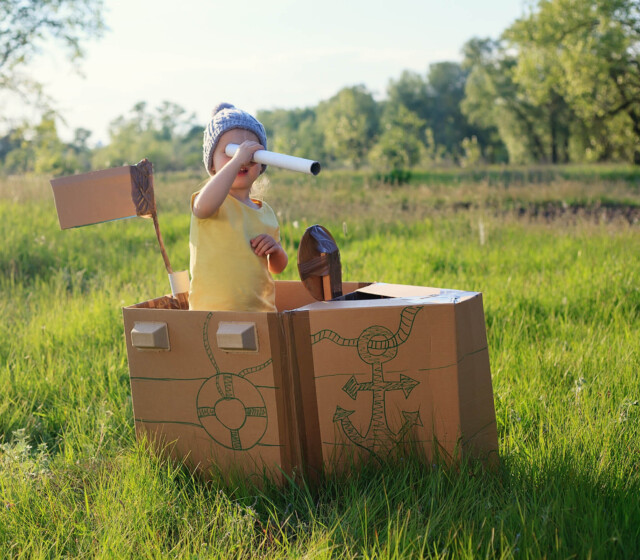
[225,144,321,175]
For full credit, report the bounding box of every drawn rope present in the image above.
[369,306,421,349]
[311,329,358,347]
[311,306,422,349]
[203,312,221,374]
[239,359,273,378]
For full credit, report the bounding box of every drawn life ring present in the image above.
[196,373,268,451]
[357,325,398,364]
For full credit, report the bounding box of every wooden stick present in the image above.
[320,253,333,301]
[152,212,173,274]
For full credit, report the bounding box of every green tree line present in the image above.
[1,0,638,175]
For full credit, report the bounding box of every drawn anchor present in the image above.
[312,306,424,456]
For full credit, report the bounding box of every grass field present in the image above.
[1,167,639,558]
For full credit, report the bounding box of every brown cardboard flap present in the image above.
[50,166,137,229]
[275,280,368,312]
[355,283,441,298]
[454,295,498,462]
[295,297,442,312]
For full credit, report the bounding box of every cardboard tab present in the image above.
[50,166,137,229]
[216,322,258,351]
[131,321,170,350]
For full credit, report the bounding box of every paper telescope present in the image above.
[225,144,321,175]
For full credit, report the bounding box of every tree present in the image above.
[155,101,193,141]
[503,11,575,163]
[506,0,640,163]
[387,63,501,163]
[258,107,325,162]
[92,101,200,172]
[462,37,551,164]
[0,0,105,104]
[386,70,430,123]
[1,124,34,173]
[31,112,73,174]
[368,103,426,170]
[0,113,83,174]
[426,62,481,160]
[68,126,93,172]
[316,85,379,169]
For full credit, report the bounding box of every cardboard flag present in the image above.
[50,160,189,307]
[51,165,143,229]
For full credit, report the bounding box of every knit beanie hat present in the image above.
[203,102,268,175]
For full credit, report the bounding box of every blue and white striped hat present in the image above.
[203,103,267,175]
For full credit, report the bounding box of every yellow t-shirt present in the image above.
[189,193,280,312]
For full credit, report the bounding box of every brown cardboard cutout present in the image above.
[50,166,138,229]
[297,225,342,301]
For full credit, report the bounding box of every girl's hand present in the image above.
[251,234,289,274]
[232,140,263,168]
[193,139,265,219]
[250,234,280,256]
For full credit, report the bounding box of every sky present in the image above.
[14,0,529,145]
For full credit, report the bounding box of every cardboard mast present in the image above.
[50,159,189,307]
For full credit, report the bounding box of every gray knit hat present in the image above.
[203,102,268,175]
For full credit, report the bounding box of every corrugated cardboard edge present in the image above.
[454,293,499,467]
[267,312,303,481]
[281,310,324,482]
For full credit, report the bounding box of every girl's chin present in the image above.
[231,179,251,190]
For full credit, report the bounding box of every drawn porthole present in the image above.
[196,373,268,451]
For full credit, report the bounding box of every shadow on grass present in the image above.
[163,446,640,558]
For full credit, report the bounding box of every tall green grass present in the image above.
[1,168,639,558]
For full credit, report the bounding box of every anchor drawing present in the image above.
[311,306,424,456]
[197,313,273,451]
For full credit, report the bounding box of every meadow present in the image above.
[1,166,639,558]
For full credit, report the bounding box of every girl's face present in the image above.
[211,129,262,190]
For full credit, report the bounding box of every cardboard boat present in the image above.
[51,164,498,483]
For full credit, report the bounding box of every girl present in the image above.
[189,103,288,311]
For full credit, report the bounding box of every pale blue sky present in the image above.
[24,0,529,144]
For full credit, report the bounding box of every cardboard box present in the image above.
[123,281,498,482]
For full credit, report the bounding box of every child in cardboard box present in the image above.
[189,103,288,312]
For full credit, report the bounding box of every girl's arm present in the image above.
[192,141,262,219]
[267,246,288,275]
